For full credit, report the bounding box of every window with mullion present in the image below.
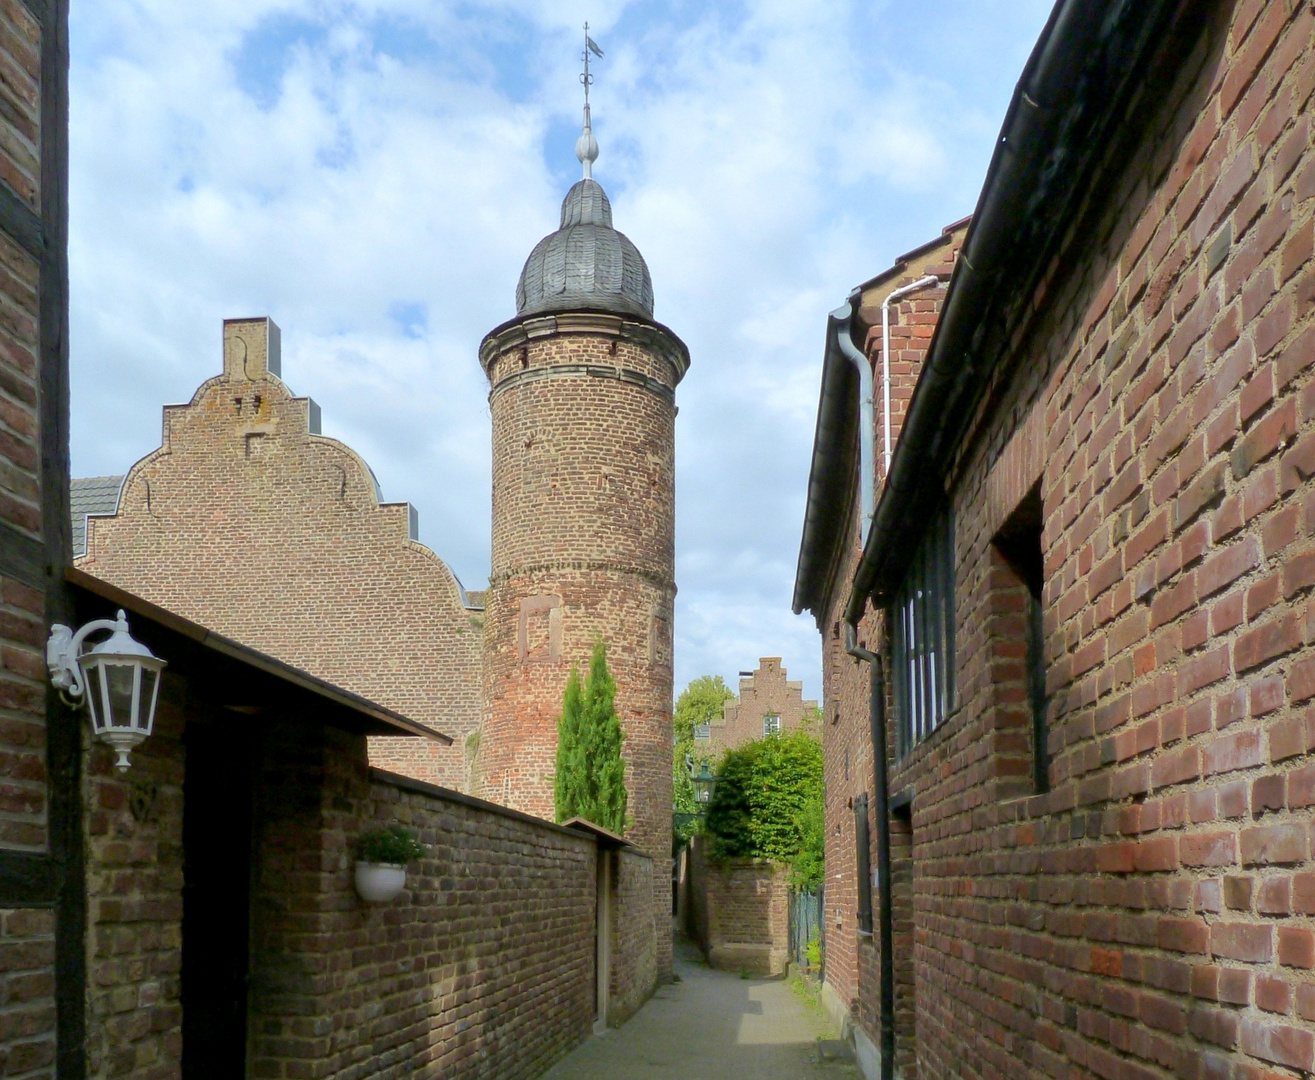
[892,506,956,757]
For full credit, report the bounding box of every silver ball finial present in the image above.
[576,105,599,179]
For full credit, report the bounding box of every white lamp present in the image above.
[47,610,166,772]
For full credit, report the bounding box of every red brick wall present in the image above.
[0,0,68,1073]
[479,311,685,982]
[816,4,1315,1078]
[0,0,49,857]
[706,657,817,756]
[814,227,967,1035]
[76,318,482,790]
[687,837,789,976]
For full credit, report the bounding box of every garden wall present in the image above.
[686,835,789,976]
[84,677,638,1080]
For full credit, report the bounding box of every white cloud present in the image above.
[69,0,1053,702]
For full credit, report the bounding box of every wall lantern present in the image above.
[47,610,166,772]
[690,761,717,807]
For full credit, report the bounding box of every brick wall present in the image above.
[479,310,686,983]
[76,318,482,790]
[609,847,657,1026]
[82,674,184,1079]
[813,226,967,1036]
[812,3,1315,1079]
[0,0,49,858]
[81,658,621,1080]
[0,0,70,1073]
[250,736,602,1080]
[0,907,55,1077]
[686,837,789,976]
[705,657,817,756]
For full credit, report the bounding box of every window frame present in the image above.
[762,714,781,737]
[892,506,957,758]
[855,792,873,935]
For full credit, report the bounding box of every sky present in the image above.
[68,0,1055,705]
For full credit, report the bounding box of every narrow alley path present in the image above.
[542,940,861,1080]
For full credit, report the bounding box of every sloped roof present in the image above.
[71,475,123,558]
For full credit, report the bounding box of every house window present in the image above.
[763,714,781,737]
[892,506,956,756]
[693,724,711,741]
[855,793,872,934]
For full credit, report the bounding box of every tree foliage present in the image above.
[672,675,735,843]
[704,726,824,888]
[555,640,628,832]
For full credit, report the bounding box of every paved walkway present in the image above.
[542,941,861,1080]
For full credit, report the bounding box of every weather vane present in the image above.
[576,23,603,180]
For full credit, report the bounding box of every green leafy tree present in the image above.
[704,728,824,887]
[672,675,735,843]
[555,640,628,832]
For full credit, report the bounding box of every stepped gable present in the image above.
[76,317,483,790]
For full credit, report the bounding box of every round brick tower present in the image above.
[478,121,687,979]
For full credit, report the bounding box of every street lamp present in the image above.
[690,761,717,807]
[47,610,166,772]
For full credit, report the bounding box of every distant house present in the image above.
[702,657,817,756]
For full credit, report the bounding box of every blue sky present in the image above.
[68,0,1054,704]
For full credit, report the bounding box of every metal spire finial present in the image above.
[576,23,602,180]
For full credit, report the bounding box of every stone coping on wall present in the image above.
[370,766,635,847]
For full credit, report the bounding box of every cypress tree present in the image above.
[553,665,586,822]
[554,639,627,832]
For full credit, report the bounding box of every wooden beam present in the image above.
[36,0,83,1077]
[18,0,46,28]
[0,181,44,262]
[0,849,56,904]
[0,518,45,591]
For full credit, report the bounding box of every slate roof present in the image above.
[70,475,123,558]
[515,179,654,320]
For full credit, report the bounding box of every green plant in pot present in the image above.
[354,826,426,903]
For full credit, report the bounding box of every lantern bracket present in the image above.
[46,614,124,702]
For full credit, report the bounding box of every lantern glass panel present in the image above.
[85,663,107,731]
[106,663,136,728]
[139,667,160,731]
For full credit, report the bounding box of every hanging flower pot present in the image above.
[353,826,426,903]
[354,862,407,902]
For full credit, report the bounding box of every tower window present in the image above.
[763,714,780,737]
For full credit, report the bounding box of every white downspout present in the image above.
[880,275,941,478]
[832,300,876,545]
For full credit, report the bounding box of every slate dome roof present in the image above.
[515,178,654,320]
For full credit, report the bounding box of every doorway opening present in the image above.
[181,718,255,1078]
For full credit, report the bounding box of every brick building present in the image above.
[795,3,1315,1079]
[73,316,484,790]
[73,103,684,997]
[476,154,688,983]
[67,568,650,1079]
[0,0,77,1073]
[700,656,818,756]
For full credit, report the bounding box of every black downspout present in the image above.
[846,621,893,1080]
